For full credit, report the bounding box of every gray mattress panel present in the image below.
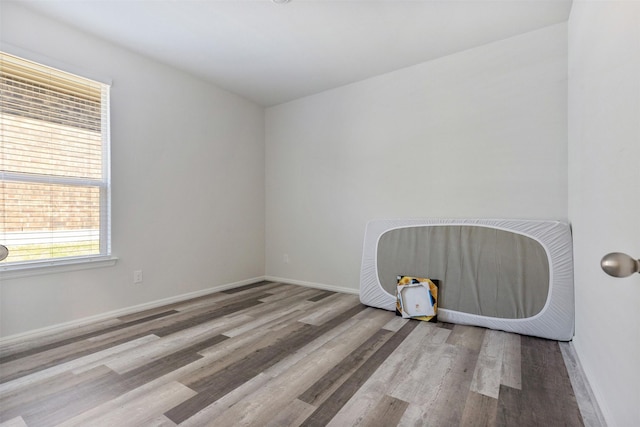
[377,225,549,319]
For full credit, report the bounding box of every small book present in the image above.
[396,276,439,322]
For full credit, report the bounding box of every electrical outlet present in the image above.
[283,254,290,264]
[133,270,143,284]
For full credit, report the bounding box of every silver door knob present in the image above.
[601,252,640,278]
[0,245,8,262]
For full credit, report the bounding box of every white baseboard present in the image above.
[265,276,359,296]
[559,341,608,427]
[0,276,266,345]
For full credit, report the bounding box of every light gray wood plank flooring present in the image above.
[0,281,595,426]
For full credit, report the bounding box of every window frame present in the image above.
[0,45,117,278]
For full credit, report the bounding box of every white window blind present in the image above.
[0,51,111,266]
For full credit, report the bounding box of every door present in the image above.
[569,2,640,425]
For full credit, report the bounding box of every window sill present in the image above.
[0,256,118,280]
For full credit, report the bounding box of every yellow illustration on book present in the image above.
[396,276,438,322]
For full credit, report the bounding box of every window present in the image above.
[0,51,112,271]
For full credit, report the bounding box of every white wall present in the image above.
[568,2,640,426]
[265,24,568,291]
[0,3,265,337]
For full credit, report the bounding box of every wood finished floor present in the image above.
[0,281,586,427]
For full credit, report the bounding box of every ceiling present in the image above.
[15,0,572,106]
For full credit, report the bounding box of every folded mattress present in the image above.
[359,219,574,341]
